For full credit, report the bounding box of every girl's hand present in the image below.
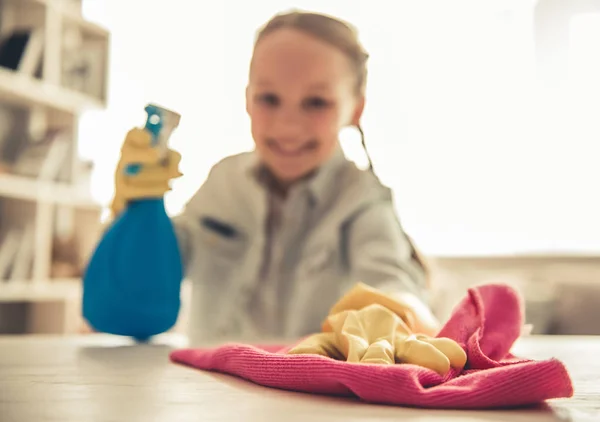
[386,290,442,337]
[328,282,441,337]
[110,128,182,217]
[289,300,465,375]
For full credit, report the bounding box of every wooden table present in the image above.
[0,334,598,421]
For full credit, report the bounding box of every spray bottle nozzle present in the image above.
[124,103,181,176]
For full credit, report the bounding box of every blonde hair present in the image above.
[253,10,369,97]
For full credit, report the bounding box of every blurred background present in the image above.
[0,0,599,336]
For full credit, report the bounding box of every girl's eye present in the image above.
[303,97,330,109]
[256,93,279,106]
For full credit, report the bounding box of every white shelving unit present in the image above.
[0,0,109,333]
[0,172,97,208]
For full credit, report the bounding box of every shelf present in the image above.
[0,67,105,116]
[0,0,108,335]
[2,0,51,6]
[0,278,81,303]
[0,173,100,210]
[3,0,109,39]
[60,5,110,40]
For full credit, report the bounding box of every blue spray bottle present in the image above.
[82,104,184,342]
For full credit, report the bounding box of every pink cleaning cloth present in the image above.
[169,284,574,409]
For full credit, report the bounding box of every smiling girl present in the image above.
[82,10,439,343]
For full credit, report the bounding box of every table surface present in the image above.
[0,334,598,422]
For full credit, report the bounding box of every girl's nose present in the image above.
[273,106,304,137]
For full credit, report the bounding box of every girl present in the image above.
[83,10,439,344]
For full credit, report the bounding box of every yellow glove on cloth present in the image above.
[288,283,467,376]
[110,128,183,217]
[328,282,440,336]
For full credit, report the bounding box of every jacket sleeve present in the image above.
[344,199,441,335]
[170,153,251,271]
[170,167,226,271]
[345,200,430,302]
[171,211,198,273]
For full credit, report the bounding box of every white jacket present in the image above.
[172,147,427,344]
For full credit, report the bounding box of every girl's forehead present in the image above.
[250,29,353,87]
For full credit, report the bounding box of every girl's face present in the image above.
[246,28,364,185]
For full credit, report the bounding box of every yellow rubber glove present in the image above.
[328,282,440,337]
[287,283,467,376]
[110,127,183,217]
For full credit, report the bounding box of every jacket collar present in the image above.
[247,145,348,207]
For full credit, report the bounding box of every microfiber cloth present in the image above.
[169,284,574,409]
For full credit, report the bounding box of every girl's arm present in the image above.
[345,201,440,335]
